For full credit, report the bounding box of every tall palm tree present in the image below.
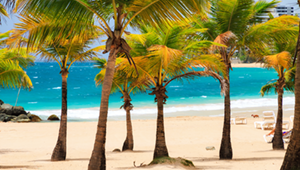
[195,0,299,159]
[6,14,101,161]
[15,1,210,169]
[94,57,151,151]
[280,0,300,168]
[260,51,294,150]
[124,25,226,159]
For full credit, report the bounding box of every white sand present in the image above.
[231,63,264,68]
[0,114,293,170]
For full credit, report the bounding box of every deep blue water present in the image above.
[0,62,293,119]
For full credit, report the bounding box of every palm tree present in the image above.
[0,45,34,89]
[195,0,299,159]
[38,37,99,161]
[260,51,294,150]
[6,15,101,161]
[94,57,151,151]
[15,1,211,169]
[124,25,226,159]
[280,0,300,168]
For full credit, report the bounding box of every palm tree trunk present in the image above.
[51,75,67,161]
[273,86,284,150]
[280,22,300,169]
[219,65,233,159]
[153,88,169,159]
[122,107,134,151]
[88,49,117,170]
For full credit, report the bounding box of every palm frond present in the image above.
[0,59,32,89]
[260,82,276,97]
[164,70,227,95]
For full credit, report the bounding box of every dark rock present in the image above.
[47,114,59,121]
[30,114,42,122]
[112,148,121,152]
[4,115,17,122]
[0,100,4,105]
[11,106,27,116]
[0,113,6,121]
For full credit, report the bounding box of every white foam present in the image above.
[52,87,61,90]
[50,65,53,67]
[35,82,39,84]
[30,97,295,120]
[201,95,207,98]
[33,76,38,78]
[28,102,38,104]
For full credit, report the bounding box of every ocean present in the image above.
[0,62,295,121]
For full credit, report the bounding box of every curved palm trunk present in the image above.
[88,49,117,170]
[280,22,300,169]
[122,94,134,151]
[51,75,67,161]
[153,86,169,159]
[273,85,284,149]
[219,65,233,159]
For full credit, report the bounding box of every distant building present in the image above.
[276,6,295,16]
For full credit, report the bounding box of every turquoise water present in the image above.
[0,62,294,119]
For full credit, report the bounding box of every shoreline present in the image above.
[28,95,295,121]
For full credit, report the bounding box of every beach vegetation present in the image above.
[194,0,299,159]
[13,0,212,169]
[149,156,195,167]
[281,0,300,166]
[94,57,152,151]
[4,14,101,161]
[0,33,34,89]
[123,24,226,159]
[260,51,294,150]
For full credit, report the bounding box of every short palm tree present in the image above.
[94,57,151,151]
[15,1,211,169]
[38,40,99,161]
[195,0,299,159]
[124,25,226,159]
[281,0,300,168]
[260,51,294,150]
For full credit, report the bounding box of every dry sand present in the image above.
[0,114,293,170]
[231,63,264,68]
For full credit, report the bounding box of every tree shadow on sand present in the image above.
[0,165,38,169]
[190,156,283,162]
[0,149,27,154]
[32,157,116,162]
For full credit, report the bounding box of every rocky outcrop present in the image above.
[11,114,31,123]
[47,114,60,121]
[30,114,42,122]
[0,100,43,123]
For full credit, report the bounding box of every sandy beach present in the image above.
[231,63,264,68]
[0,112,293,170]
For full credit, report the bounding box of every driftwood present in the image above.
[133,161,147,168]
